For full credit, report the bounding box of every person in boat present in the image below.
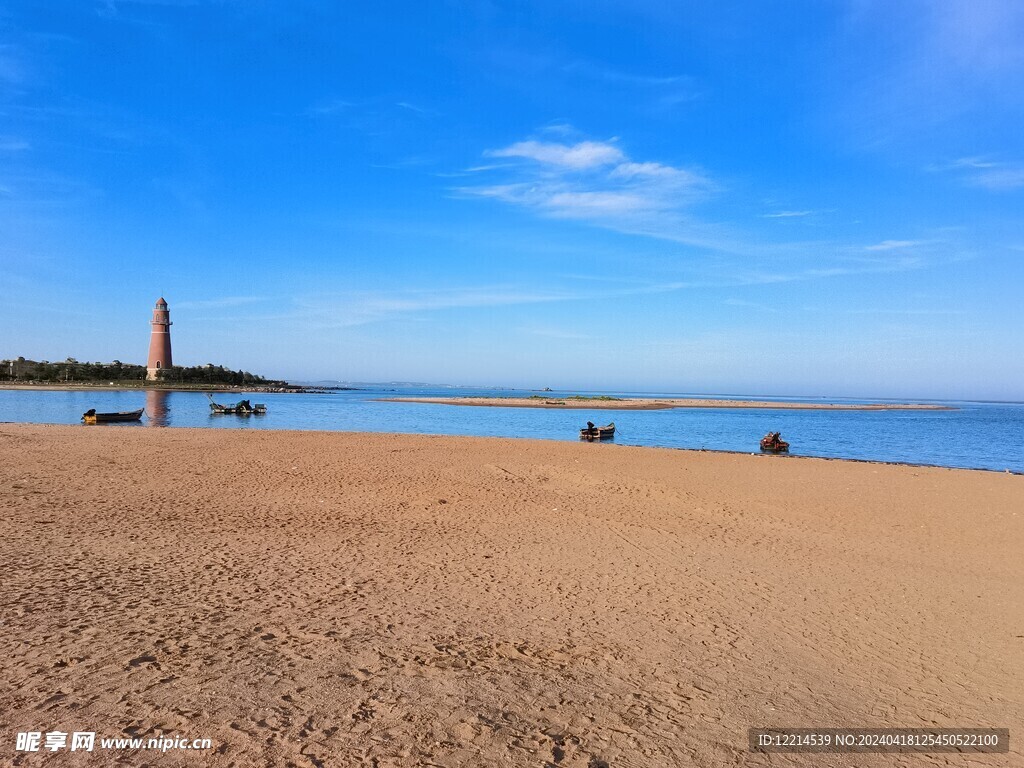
[587,421,595,431]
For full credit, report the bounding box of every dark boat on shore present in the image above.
[82,408,144,424]
[760,432,790,453]
[207,395,266,415]
[580,421,615,441]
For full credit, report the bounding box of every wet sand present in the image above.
[380,396,953,411]
[0,424,1019,767]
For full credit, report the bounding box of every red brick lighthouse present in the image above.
[146,297,173,381]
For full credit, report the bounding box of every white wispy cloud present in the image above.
[559,60,702,109]
[865,239,925,251]
[761,210,813,218]
[199,249,964,333]
[930,156,1000,170]
[608,161,703,184]
[486,140,625,169]
[463,163,511,173]
[539,121,575,136]
[463,135,720,248]
[306,98,352,116]
[266,286,582,329]
[459,131,956,285]
[545,191,648,216]
[395,101,437,116]
[244,279,721,330]
[929,156,1024,190]
[562,60,689,87]
[969,166,1024,190]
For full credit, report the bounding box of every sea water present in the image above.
[1,386,1021,473]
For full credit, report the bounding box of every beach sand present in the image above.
[380,396,953,411]
[1,425,1020,766]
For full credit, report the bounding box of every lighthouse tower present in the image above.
[146,297,173,381]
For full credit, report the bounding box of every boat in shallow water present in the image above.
[760,432,790,453]
[82,408,144,424]
[580,421,615,441]
[207,395,266,415]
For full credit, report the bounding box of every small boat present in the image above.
[82,408,144,424]
[580,421,615,441]
[760,432,790,453]
[207,395,266,415]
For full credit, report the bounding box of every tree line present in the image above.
[1,357,280,385]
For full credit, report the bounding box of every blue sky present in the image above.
[2,1,1023,398]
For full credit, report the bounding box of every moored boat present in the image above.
[207,395,266,415]
[760,432,790,453]
[580,421,615,441]
[82,408,144,424]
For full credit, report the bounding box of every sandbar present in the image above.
[380,396,954,411]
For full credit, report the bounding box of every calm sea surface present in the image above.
[1,387,1022,473]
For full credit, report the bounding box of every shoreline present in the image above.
[3,422,1017,475]
[379,395,955,411]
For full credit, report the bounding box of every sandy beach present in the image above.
[380,397,953,411]
[1,424,1020,767]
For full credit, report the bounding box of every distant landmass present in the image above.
[1,357,281,387]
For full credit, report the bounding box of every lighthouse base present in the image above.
[146,367,170,381]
